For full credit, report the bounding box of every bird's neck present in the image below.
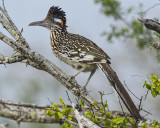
[50,26,67,40]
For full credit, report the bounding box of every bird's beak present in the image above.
[29,20,48,28]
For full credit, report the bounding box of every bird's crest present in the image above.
[46,6,66,26]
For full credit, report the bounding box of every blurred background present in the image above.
[0,0,160,127]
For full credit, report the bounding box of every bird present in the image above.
[29,6,142,120]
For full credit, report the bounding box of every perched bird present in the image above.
[29,6,141,120]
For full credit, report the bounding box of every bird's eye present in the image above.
[53,18,64,26]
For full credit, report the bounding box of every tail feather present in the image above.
[97,63,142,120]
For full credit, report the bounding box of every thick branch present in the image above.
[0,99,64,123]
[0,14,98,112]
[0,99,156,127]
[138,18,160,34]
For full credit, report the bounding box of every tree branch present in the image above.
[72,103,100,128]
[0,3,158,127]
[0,54,26,64]
[0,6,29,48]
[0,5,100,113]
[0,99,157,127]
[0,99,65,123]
[138,18,160,34]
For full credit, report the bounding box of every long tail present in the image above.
[97,63,142,120]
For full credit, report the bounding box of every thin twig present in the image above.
[138,96,143,112]
[47,97,54,105]
[143,2,160,13]
[66,91,72,104]
[2,0,6,11]
[117,95,125,116]
[99,91,107,115]
[141,109,152,116]
[104,91,114,96]
[144,90,149,100]
[124,81,140,100]
[0,54,26,64]
[118,96,137,128]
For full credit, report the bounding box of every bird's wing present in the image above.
[67,34,110,64]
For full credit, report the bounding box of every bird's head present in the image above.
[29,6,66,30]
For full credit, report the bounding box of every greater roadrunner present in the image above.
[29,6,142,120]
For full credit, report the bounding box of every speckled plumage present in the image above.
[30,6,111,87]
[49,6,110,72]
[29,6,142,119]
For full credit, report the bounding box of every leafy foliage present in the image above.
[46,97,73,128]
[46,96,160,128]
[95,0,121,20]
[144,74,160,98]
[95,0,153,49]
[46,97,137,127]
[141,120,159,128]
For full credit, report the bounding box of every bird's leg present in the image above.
[83,69,96,89]
[68,67,86,82]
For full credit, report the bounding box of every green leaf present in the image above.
[61,109,66,114]
[58,112,63,118]
[60,97,64,104]
[62,104,67,110]
[62,122,73,128]
[129,117,135,124]
[143,80,147,88]
[104,120,110,126]
[155,125,159,128]
[89,117,93,121]
[85,110,92,118]
[106,112,111,117]
[67,108,72,114]
[110,122,117,127]
[151,74,158,81]
[55,112,59,119]
[54,103,59,107]
[67,115,72,121]
[151,84,156,89]
[117,125,121,128]
[81,100,84,108]
[151,91,158,98]
[93,117,99,124]
[105,103,108,108]
[113,117,123,124]
[141,123,147,128]
[146,84,151,90]
[46,109,54,116]
[100,107,105,114]
[94,101,97,106]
